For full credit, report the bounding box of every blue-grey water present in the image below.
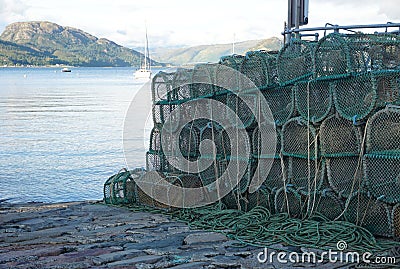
[0,67,153,203]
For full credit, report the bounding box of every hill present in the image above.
[151,37,283,65]
[0,21,162,67]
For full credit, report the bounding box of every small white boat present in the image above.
[61,67,71,72]
[134,68,151,79]
[134,25,151,80]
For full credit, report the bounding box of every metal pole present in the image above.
[287,0,292,43]
[295,0,300,39]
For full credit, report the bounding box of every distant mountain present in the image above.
[0,21,163,67]
[151,38,283,65]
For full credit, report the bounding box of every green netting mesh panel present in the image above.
[368,34,400,70]
[171,68,193,101]
[307,190,344,220]
[219,54,245,71]
[345,192,393,237]
[287,157,324,195]
[226,93,256,129]
[152,103,183,132]
[275,187,303,218]
[146,151,179,173]
[252,127,286,191]
[373,71,400,108]
[136,172,175,210]
[216,55,245,94]
[149,126,162,152]
[152,71,175,103]
[295,80,333,123]
[199,159,228,187]
[277,39,314,85]
[366,107,400,155]
[332,73,376,121]
[393,204,400,238]
[104,168,145,205]
[247,188,274,213]
[238,159,254,193]
[222,189,247,210]
[200,121,230,159]
[261,85,295,126]
[320,115,363,157]
[178,123,201,157]
[240,50,278,89]
[165,173,205,207]
[314,33,349,79]
[192,63,217,98]
[257,157,287,192]
[364,107,400,203]
[315,33,400,79]
[326,157,363,198]
[252,126,281,158]
[282,117,318,159]
[200,121,231,158]
[364,155,400,204]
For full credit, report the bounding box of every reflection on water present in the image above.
[0,67,153,203]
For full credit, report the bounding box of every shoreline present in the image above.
[0,200,355,268]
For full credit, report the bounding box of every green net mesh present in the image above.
[252,126,281,159]
[247,188,274,213]
[152,103,183,132]
[368,34,400,70]
[366,106,400,155]
[240,50,278,89]
[171,68,193,101]
[364,107,400,203]
[222,189,246,210]
[374,71,400,108]
[320,116,364,198]
[261,85,295,126]
[345,192,393,237]
[282,117,318,159]
[295,79,333,123]
[226,93,257,129]
[332,73,376,121]
[219,54,245,71]
[277,39,314,85]
[326,158,363,198]
[106,32,400,241]
[287,157,324,195]
[152,71,175,103]
[103,168,144,205]
[252,127,286,191]
[393,204,400,238]
[275,187,303,218]
[364,155,400,204]
[315,33,400,79]
[307,190,344,221]
[192,63,217,98]
[320,115,363,157]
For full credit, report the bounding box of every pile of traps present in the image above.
[105,32,400,242]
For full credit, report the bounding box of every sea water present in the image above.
[0,67,155,203]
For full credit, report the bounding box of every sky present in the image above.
[0,0,400,49]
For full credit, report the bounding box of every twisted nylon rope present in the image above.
[122,203,400,254]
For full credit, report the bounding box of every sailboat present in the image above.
[134,26,152,80]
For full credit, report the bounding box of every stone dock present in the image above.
[0,201,365,268]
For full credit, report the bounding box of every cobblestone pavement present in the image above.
[0,201,366,268]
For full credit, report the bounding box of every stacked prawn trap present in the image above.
[105,32,400,239]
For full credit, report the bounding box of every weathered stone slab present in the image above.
[183,232,228,245]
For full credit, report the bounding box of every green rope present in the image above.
[110,202,400,255]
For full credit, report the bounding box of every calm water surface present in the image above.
[0,67,153,203]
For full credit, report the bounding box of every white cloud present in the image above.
[0,0,399,48]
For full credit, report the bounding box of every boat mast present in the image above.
[143,25,147,70]
[145,25,150,71]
